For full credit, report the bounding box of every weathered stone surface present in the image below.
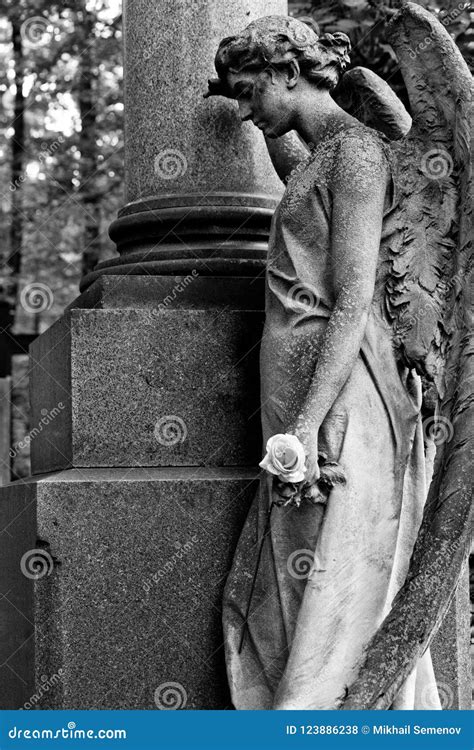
[431,561,472,709]
[0,480,36,708]
[11,356,33,480]
[0,377,11,485]
[30,307,263,474]
[71,275,265,313]
[0,468,257,709]
[28,320,72,474]
[78,1,287,290]
[123,0,285,205]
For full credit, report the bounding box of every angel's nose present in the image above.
[238,100,253,122]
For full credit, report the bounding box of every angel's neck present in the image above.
[292,90,359,147]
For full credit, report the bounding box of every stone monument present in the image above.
[0,0,285,709]
[0,0,470,713]
[204,6,472,711]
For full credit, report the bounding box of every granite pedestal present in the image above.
[0,468,257,708]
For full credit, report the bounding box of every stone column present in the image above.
[81,0,284,290]
[0,0,286,709]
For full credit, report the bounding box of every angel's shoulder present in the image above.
[333,123,391,154]
[329,124,393,193]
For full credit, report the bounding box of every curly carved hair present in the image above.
[206,15,351,98]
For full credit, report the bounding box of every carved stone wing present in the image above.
[340,1,473,709]
[378,1,472,400]
[265,65,412,182]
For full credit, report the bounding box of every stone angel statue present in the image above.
[205,2,472,710]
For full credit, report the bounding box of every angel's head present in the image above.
[205,16,351,138]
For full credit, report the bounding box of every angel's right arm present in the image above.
[264,132,310,184]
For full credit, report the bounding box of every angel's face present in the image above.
[227,69,293,138]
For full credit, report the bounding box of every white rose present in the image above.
[259,433,307,483]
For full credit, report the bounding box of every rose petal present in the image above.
[272,441,298,470]
[260,434,307,483]
[271,456,287,474]
[282,468,306,483]
[259,454,279,475]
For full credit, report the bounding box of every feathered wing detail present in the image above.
[266,66,412,183]
[379,1,472,399]
[334,66,412,140]
[340,1,473,710]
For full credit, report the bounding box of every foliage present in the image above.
[0,0,123,333]
[290,0,473,106]
[0,1,471,334]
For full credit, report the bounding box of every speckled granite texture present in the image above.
[123,0,285,204]
[29,307,263,473]
[1,468,257,709]
[0,482,36,708]
[431,562,472,709]
[1,470,469,709]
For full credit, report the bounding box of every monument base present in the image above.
[0,468,257,709]
[0,468,470,709]
[0,272,470,710]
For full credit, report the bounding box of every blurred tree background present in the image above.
[0,0,471,480]
[292,0,472,105]
[0,0,122,480]
[0,0,471,345]
[0,0,122,347]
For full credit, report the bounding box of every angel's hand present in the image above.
[303,443,321,485]
[287,422,320,485]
